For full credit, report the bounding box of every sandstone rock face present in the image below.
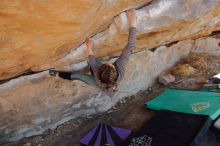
[1,0,220,143]
[1,0,220,80]
[0,0,151,80]
[1,36,220,143]
[158,73,175,86]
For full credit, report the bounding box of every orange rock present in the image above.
[52,0,220,72]
[0,0,151,80]
[1,0,220,81]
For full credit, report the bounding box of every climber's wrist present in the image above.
[87,47,94,56]
[126,9,136,28]
[130,21,136,27]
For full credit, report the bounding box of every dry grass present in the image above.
[170,63,197,77]
[170,53,209,77]
[186,53,208,70]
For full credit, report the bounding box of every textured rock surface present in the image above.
[1,0,220,80]
[1,36,220,143]
[1,0,220,143]
[158,73,175,86]
[0,0,151,80]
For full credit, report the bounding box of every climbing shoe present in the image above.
[49,70,58,77]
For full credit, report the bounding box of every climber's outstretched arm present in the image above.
[86,37,99,75]
[114,9,137,81]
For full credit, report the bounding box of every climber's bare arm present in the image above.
[86,38,94,56]
[86,37,99,73]
[127,9,137,27]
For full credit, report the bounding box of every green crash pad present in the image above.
[145,89,220,120]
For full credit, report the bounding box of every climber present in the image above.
[49,9,137,96]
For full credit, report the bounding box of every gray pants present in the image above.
[58,60,103,86]
[70,73,96,86]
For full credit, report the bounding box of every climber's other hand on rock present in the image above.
[86,37,94,55]
[126,8,136,27]
[86,37,92,49]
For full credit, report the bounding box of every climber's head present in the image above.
[98,61,117,88]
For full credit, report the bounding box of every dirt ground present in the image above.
[4,54,220,146]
